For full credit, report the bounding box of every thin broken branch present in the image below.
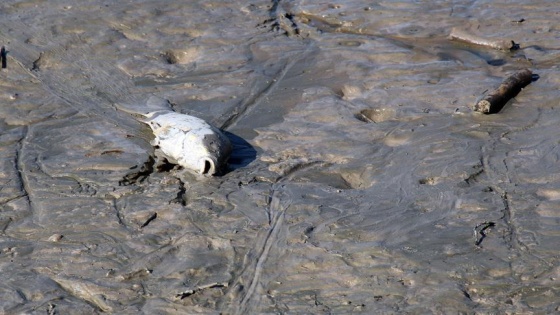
[473,69,534,114]
[140,212,157,228]
[1,46,6,68]
[449,28,519,51]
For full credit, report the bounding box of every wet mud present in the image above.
[1,0,560,313]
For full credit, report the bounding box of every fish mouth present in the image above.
[200,157,216,176]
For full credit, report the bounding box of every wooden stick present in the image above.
[473,69,533,114]
[0,46,6,69]
[449,28,518,51]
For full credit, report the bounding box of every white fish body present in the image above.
[143,110,232,175]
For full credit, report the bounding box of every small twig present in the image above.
[140,212,157,228]
[0,46,6,69]
[473,69,534,114]
[449,28,519,51]
[474,221,495,246]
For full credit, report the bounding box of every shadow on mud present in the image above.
[224,131,257,171]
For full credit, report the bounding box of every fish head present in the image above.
[196,132,232,176]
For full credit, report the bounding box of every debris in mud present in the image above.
[47,234,64,242]
[85,149,124,157]
[175,283,228,300]
[449,27,519,51]
[117,268,152,281]
[100,149,124,156]
[474,221,495,246]
[418,177,436,185]
[31,52,44,71]
[461,288,472,300]
[176,289,195,299]
[1,46,6,69]
[463,164,484,186]
[170,179,187,206]
[260,0,300,36]
[140,212,157,228]
[47,303,56,315]
[473,69,534,114]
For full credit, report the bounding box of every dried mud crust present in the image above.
[0,0,559,314]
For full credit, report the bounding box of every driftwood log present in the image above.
[449,28,518,51]
[473,69,533,114]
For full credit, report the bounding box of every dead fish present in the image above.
[143,110,232,176]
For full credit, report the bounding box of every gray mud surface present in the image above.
[1,1,560,314]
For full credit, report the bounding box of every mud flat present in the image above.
[1,1,560,314]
